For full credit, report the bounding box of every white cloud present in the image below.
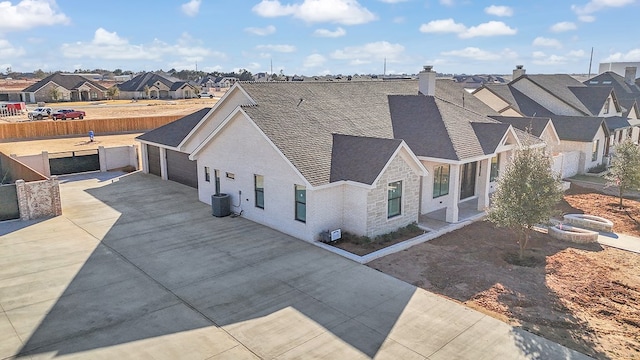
[571,0,635,22]
[181,0,201,17]
[441,47,517,61]
[378,0,408,2]
[567,49,586,57]
[331,41,405,64]
[256,44,296,53]
[0,0,69,32]
[252,0,377,25]
[59,28,226,63]
[533,37,562,49]
[603,48,640,62]
[245,25,277,36]
[420,19,516,38]
[313,27,346,37]
[484,5,513,17]
[0,39,25,58]
[392,16,405,23]
[419,19,466,34]
[532,52,568,65]
[459,21,516,38]
[303,53,326,68]
[440,0,454,5]
[550,21,577,32]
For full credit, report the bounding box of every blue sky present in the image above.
[1,0,639,76]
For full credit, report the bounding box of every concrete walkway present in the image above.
[0,172,591,359]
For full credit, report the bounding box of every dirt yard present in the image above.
[0,133,142,155]
[369,185,640,360]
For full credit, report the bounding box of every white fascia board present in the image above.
[135,139,181,152]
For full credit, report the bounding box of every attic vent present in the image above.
[602,81,612,84]
[589,81,598,84]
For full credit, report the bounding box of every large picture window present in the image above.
[592,140,599,161]
[388,181,402,218]
[433,165,450,198]
[295,185,306,222]
[254,175,264,209]
[490,156,499,182]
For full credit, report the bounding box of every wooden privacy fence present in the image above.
[0,115,182,140]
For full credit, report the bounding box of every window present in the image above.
[295,185,306,222]
[387,181,402,218]
[254,175,264,209]
[592,140,599,161]
[214,169,220,195]
[204,167,210,182]
[490,156,499,182]
[90,92,98,99]
[226,172,235,180]
[603,99,610,114]
[433,165,450,198]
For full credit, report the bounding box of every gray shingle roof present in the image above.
[604,116,631,132]
[549,115,607,142]
[490,116,551,137]
[118,72,180,92]
[23,73,107,92]
[569,86,613,115]
[330,134,402,185]
[522,75,592,115]
[137,108,211,147]
[471,123,512,154]
[508,87,554,117]
[435,79,500,116]
[232,81,540,186]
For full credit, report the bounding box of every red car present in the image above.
[52,109,86,120]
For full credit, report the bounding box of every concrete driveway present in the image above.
[0,173,591,359]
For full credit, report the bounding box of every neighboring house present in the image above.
[490,116,561,154]
[473,66,623,118]
[585,68,640,142]
[21,73,107,103]
[548,115,610,174]
[117,72,197,100]
[137,67,543,243]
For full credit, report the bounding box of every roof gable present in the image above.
[330,134,403,185]
[470,122,511,154]
[513,75,592,115]
[23,73,107,92]
[569,86,616,115]
[137,108,211,147]
[550,115,607,142]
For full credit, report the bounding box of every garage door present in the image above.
[166,149,198,188]
[147,145,161,177]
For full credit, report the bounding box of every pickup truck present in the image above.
[28,107,52,120]
[52,109,86,120]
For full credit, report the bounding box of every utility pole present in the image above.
[588,47,594,78]
[383,58,386,76]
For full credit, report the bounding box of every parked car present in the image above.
[28,107,53,120]
[198,92,214,98]
[52,109,86,120]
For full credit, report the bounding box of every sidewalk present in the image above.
[598,232,640,253]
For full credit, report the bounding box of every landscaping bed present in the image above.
[366,185,640,359]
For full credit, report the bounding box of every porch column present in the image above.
[446,164,460,222]
[159,147,168,180]
[141,144,149,173]
[477,158,491,211]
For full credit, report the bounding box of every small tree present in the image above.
[49,86,61,102]
[605,140,640,209]
[488,147,563,259]
[143,85,150,99]
[106,86,120,100]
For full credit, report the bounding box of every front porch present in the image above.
[419,197,486,231]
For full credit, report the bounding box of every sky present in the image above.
[1,0,639,76]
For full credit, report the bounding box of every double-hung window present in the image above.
[295,185,306,222]
[433,165,450,198]
[255,175,264,209]
[387,181,402,218]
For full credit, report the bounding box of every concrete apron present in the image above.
[0,172,592,360]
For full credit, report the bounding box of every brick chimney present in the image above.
[624,66,637,85]
[513,65,526,80]
[418,65,436,96]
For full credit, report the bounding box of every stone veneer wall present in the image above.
[15,177,62,220]
[366,155,420,238]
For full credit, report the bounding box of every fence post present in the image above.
[130,145,139,170]
[49,176,62,216]
[98,146,107,172]
[15,179,29,220]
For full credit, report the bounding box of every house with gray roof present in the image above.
[137,67,544,242]
[117,72,197,100]
[21,73,107,103]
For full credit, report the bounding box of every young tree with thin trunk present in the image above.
[488,147,563,260]
[605,140,640,209]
